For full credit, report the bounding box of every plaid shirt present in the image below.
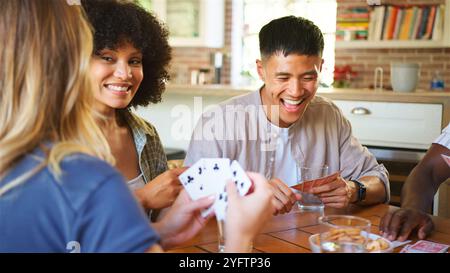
[122,109,168,183]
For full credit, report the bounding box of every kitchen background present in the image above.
[135,0,450,216]
[139,0,450,90]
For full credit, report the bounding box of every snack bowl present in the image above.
[308,232,394,253]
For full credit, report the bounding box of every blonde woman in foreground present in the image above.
[0,0,274,253]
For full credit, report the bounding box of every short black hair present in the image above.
[82,0,171,107]
[259,16,324,60]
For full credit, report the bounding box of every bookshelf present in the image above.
[336,0,450,49]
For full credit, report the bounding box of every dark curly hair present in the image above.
[82,0,171,107]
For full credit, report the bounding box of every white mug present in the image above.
[390,63,419,92]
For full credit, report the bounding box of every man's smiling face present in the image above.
[257,53,323,127]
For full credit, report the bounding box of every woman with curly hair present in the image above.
[82,0,183,217]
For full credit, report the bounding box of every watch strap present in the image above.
[351,179,366,203]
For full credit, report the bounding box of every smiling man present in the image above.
[185,16,389,214]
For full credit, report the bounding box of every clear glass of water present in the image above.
[217,219,226,253]
[318,215,371,253]
[296,164,327,211]
[217,218,253,253]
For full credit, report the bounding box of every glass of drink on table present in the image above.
[295,164,327,211]
[318,215,371,253]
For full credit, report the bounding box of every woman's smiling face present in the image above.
[90,42,143,113]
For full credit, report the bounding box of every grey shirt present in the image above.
[185,89,390,202]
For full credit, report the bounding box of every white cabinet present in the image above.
[150,0,224,48]
[333,100,443,150]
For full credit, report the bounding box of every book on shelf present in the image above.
[423,5,437,40]
[399,7,413,40]
[371,5,385,41]
[432,5,443,40]
[392,8,404,39]
[416,6,430,39]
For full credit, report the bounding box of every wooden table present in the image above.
[167,204,450,253]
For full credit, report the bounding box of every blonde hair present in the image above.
[0,0,114,195]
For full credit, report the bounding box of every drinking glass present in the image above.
[296,164,327,211]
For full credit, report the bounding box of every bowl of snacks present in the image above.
[309,232,393,253]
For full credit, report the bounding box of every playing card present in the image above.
[202,158,233,195]
[406,240,449,253]
[214,190,228,221]
[290,171,340,192]
[178,159,207,200]
[230,160,252,196]
[199,158,232,218]
[441,154,450,167]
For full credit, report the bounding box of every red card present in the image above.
[407,240,449,253]
[290,171,340,192]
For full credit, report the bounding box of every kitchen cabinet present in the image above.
[319,89,450,213]
[150,0,224,48]
[333,100,442,150]
[332,100,443,207]
[336,0,450,49]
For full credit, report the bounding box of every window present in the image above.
[233,0,336,87]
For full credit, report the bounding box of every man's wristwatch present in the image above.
[350,179,366,203]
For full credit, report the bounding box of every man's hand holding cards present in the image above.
[291,171,340,193]
[178,158,253,221]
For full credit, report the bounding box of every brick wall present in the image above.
[336,48,450,90]
[336,0,450,91]
[169,0,232,85]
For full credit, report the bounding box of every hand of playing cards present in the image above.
[290,171,341,192]
[178,158,253,221]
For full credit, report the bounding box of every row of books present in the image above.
[336,7,369,41]
[336,4,444,42]
[368,5,444,41]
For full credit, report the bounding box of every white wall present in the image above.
[135,93,232,152]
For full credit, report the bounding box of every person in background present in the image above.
[380,123,450,241]
[185,16,389,214]
[0,0,274,253]
[82,0,182,219]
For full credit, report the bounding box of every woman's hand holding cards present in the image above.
[225,172,275,252]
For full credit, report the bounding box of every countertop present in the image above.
[166,84,450,99]
[165,84,450,126]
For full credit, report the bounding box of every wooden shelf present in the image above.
[336,40,450,49]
